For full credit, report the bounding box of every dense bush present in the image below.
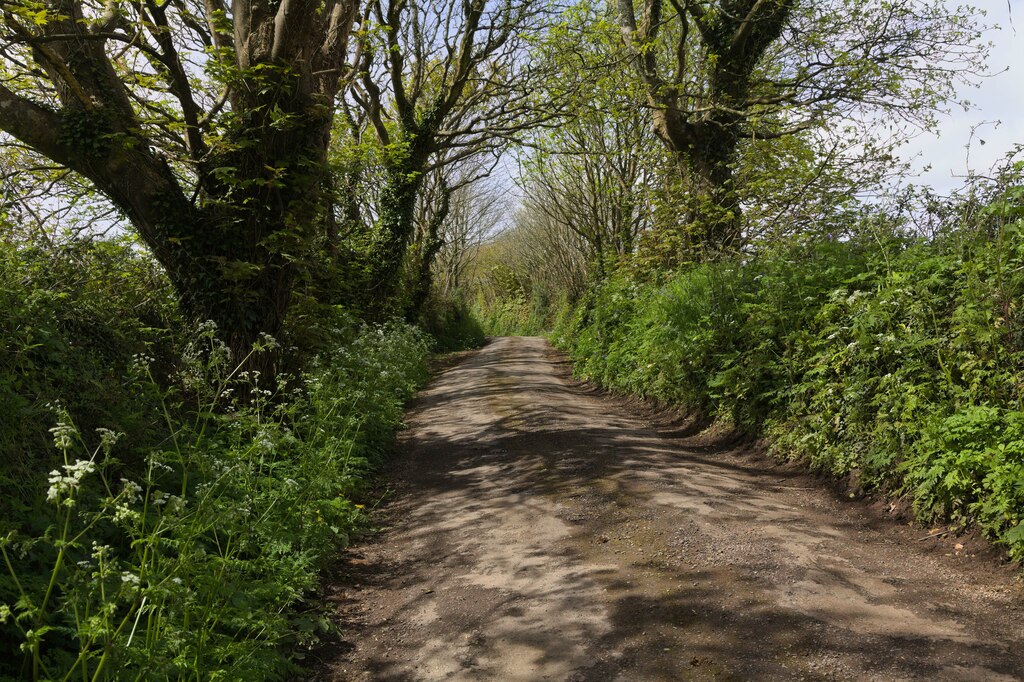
[553,206,1024,563]
[0,236,179,515]
[474,289,567,337]
[0,237,432,680]
[554,238,871,420]
[418,295,487,351]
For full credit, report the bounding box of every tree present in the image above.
[0,0,358,366]
[510,1,667,279]
[523,114,657,278]
[347,0,555,309]
[432,174,507,300]
[482,199,592,305]
[616,0,988,258]
[403,154,502,316]
[0,144,120,244]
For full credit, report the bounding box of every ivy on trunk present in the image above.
[0,0,358,370]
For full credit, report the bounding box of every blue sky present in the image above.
[901,0,1024,193]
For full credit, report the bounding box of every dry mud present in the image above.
[313,336,1024,681]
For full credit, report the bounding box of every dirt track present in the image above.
[315,336,1024,681]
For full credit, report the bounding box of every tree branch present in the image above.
[0,85,73,166]
[731,0,770,54]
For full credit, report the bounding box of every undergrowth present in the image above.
[418,295,487,351]
[473,290,565,337]
[0,236,432,680]
[551,187,1024,564]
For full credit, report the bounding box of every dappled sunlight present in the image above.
[322,337,1024,681]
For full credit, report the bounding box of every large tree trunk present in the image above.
[361,159,429,316]
[622,0,794,263]
[0,0,357,375]
[78,79,334,369]
[649,115,736,260]
[686,118,744,256]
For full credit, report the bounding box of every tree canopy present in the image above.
[0,0,992,358]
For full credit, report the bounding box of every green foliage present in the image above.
[0,237,432,680]
[560,238,871,417]
[0,235,179,510]
[904,407,1024,561]
[553,195,1024,563]
[417,295,486,352]
[473,290,553,338]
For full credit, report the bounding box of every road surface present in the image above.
[315,336,1024,681]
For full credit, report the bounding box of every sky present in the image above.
[901,0,1024,193]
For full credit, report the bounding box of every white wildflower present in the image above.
[46,459,96,503]
[120,479,143,503]
[47,405,78,451]
[147,454,173,474]
[96,429,123,455]
[257,430,276,454]
[255,333,280,351]
[131,353,155,369]
[113,504,139,525]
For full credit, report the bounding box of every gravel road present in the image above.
[314,336,1024,681]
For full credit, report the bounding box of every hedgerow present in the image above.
[552,190,1024,563]
[0,236,432,680]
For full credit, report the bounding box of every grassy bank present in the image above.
[0,237,435,679]
[550,223,1024,564]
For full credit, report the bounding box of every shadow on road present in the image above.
[314,336,1024,682]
